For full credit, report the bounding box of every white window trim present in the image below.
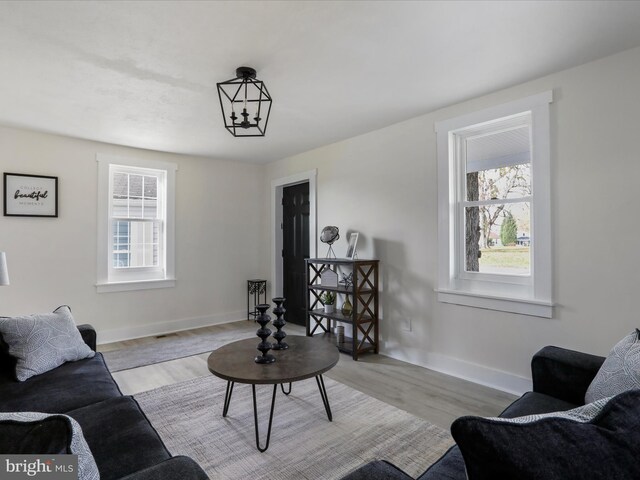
[435,91,553,318]
[96,154,177,293]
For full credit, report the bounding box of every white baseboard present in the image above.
[96,310,245,345]
[380,343,531,396]
[97,315,530,395]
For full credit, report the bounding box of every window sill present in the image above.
[96,278,176,293]
[436,288,553,318]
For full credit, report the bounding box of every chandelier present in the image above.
[216,66,273,137]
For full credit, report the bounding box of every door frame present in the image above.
[271,169,317,297]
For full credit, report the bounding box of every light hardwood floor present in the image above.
[99,320,517,429]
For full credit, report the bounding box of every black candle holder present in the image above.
[254,304,276,364]
[271,297,288,350]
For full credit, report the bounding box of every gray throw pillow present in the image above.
[0,306,95,381]
[585,329,640,403]
[485,394,612,425]
[0,412,100,480]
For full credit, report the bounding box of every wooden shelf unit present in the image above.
[305,258,379,360]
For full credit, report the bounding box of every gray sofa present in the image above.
[0,324,208,480]
[341,345,607,480]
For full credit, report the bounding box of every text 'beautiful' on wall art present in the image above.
[3,173,58,217]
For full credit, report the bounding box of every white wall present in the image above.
[0,127,267,342]
[266,46,640,394]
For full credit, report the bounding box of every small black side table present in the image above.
[247,279,267,321]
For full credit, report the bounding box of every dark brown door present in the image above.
[282,182,310,326]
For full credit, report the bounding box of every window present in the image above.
[97,155,176,292]
[435,92,553,317]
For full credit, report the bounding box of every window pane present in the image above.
[112,198,128,217]
[115,220,160,268]
[466,123,530,170]
[130,243,158,268]
[466,123,531,201]
[113,252,130,268]
[467,163,531,201]
[112,173,128,198]
[465,202,530,275]
[129,197,143,218]
[129,175,143,197]
[144,176,157,198]
[143,199,158,219]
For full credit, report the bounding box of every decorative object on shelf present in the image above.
[217,66,272,137]
[320,226,340,258]
[346,232,359,259]
[247,279,267,321]
[271,297,289,350]
[341,297,353,316]
[320,268,338,287]
[3,173,58,217]
[254,304,276,364]
[340,272,353,316]
[340,272,353,289]
[0,252,9,286]
[336,325,345,345]
[321,292,336,314]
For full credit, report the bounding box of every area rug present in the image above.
[135,375,453,479]
[103,324,259,372]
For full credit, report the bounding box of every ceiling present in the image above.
[1,1,640,164]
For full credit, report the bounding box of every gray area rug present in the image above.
[135,375,453,480]
[103,325,258,372]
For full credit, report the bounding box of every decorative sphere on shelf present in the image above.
[320,226,340,245]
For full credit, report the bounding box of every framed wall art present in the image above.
[346,232,359,259]
[3,173,58,217]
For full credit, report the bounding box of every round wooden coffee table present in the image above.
[207,335,339,452]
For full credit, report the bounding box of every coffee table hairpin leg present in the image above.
[315,375,333,421]
[222,377,332,453]
[223,381,235,417]
[280,383,292,395]
[252,384,278,453]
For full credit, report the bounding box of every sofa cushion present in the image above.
[0,306,95,381]
[67,396,171,480]
[0,353,121,413]
[417,445,465,480]
[0,412,100,480]
[118,456,209,480]
[498,391,578,418]
[586,329,640,403]
[451,389,640,480]
[340,460,413,480]
[0,415,71,454]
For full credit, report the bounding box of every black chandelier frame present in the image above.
[217,66,273,137]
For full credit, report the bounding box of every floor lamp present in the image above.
[0,252,9,286]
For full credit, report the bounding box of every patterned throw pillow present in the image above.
[0,306,95,381]
[0,412,100,480]
[585,329,640,403]
[484,394,612,424]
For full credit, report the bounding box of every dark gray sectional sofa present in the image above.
[341,345,607,480]
[0,324,208,480]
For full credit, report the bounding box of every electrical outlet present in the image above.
[401,318,412,332]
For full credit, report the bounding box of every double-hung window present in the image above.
[435,92,553,317]
[97,155,176,292]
